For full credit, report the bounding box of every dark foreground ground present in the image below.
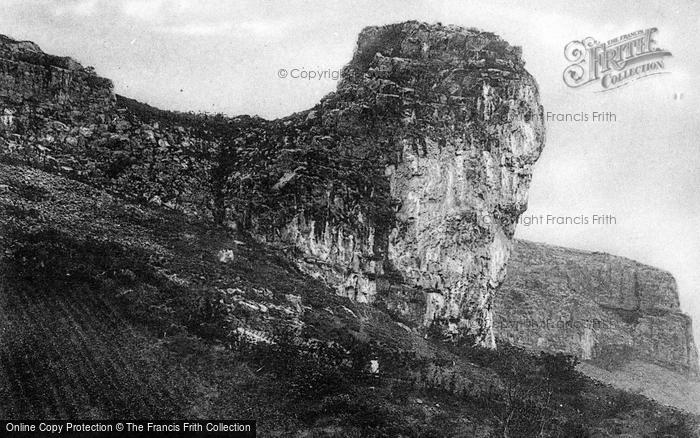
[0,161,698,437]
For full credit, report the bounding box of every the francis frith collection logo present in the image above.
[563,28,672,91]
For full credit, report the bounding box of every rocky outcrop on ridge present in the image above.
[0,22,546,345]
[2,20,700,429]
[0,33,217,216]
[495,239,699,376]
[213,22,546,345]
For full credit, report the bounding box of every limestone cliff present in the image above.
[2,23,700,430]
[494,239,700,376]
[0,33,217,216]
[0,22,546,345]
[211,22,546,345]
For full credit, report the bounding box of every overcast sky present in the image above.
[2,0,699,343]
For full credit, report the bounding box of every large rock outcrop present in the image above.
[0,34,113,107]
[212,22,546,345]
[0,22,546,345]
[0,33,217,216]
[495,239,699,376]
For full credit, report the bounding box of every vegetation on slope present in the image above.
[0,162,698,437]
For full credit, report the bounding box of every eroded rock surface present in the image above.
[213,22,546,344]
[495,240,699,376]
[0,22,546,344]
[0,33,217,216]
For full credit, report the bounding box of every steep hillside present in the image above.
[1,21,699,436]
[1,161,698,436]
[580,361,700,416]
[495,239,700,413]
[497,240,698,375]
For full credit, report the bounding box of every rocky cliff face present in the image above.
[0,22,545,345]
[212,22,546,345]
[0,34,113,106]
[0,34,114,155]
[0,34,218,216]
[495,240,700,376]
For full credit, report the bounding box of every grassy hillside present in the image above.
[0,161,698,437]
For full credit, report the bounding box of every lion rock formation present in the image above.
[0,22,546,346]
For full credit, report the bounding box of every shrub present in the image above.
[236,328,377,400]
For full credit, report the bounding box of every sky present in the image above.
[1,0,699,343]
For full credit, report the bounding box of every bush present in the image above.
[236,328,377,400]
